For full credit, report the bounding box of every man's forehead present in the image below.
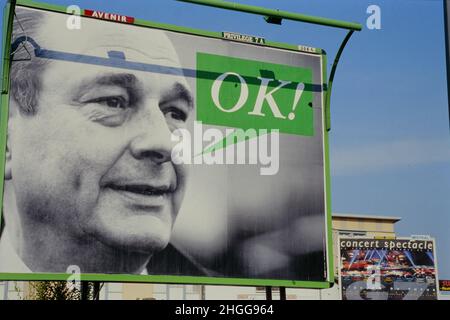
[39,13,181,65]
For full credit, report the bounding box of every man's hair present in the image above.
[10,8,49,114]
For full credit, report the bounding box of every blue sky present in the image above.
[1,0,449,279]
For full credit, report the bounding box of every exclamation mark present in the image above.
[288,82,305,120]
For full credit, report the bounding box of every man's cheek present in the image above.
[75,162,111,208]
[78,129,131,170]
[172,163,188,217]
[72,150,125,213]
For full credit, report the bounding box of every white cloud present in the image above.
[331,138,450,176]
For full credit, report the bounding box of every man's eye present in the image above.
[165,107,187,122]
[89,96,128,109]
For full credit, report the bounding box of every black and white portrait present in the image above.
[0,5,330,284]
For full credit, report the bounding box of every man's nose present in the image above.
[129,100,174,164]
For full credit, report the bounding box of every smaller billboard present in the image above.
[440,280,450,292]
[339,238,438,300]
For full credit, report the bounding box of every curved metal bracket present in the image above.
[1,0,17,94]
[325,30,355,131]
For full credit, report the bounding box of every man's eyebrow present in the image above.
[161,82,194,109]
[75,73,140,102]
[95,73,137,88]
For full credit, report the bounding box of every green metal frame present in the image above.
[12,0,324,55]
[325,30,355,131]
[0,0,345,289]
[177,0,362,31]
[322,52,335,287]
[0,0,14,240]
[1,0,14,93]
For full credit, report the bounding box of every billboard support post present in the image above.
[80,281,90,300]
[93,282,101,300]
[325,30,355,131]
[265,287,272,300]
[443,0,450,129]
[279,287,286,300]
[1,0,16,94]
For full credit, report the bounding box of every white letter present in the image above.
[366,5,381,30]
[66,265,81,292]
[211,72,248,113]
[66,5,81,30]
[171,128,192,165]
[366,265,382,290]
[193,121,204,164]
[230,128,258,165]
[203,128,224,165]
[224,129,235,164]
[259,130,279,175]
[249,78,290,119]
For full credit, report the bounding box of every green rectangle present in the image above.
[197,52,314,136]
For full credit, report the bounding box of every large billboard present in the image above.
[339,238,439,300]
[0,1,332,288]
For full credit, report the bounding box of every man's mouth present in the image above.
[103,182,176,208]
[105,184,173,197]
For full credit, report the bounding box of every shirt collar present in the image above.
[0,229,31,273]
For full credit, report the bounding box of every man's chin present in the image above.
[88,224,171,256]
[124,236,170,255]
[84,208,175,258]
[99,230,171,255]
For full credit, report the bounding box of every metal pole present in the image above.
[80,281,90,300]
[444,0,450,129]
[104,283,109,300]
[265,286,272,300]
[2,0,17,94]
[3,281,8,300]
[93,282,101,300]
[177,0,362,31]
[325,30,355,131]
[200,285,205,300]
[279,287,286,300]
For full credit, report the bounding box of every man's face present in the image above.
[8,15,191,254]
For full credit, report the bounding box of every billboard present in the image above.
[0,1,332,288]
[440,280,450,292]
[339,238,439,300]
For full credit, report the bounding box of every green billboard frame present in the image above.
[0,0,336,289]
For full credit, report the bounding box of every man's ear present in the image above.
[4,140,12,180]
[4,100,18,181]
